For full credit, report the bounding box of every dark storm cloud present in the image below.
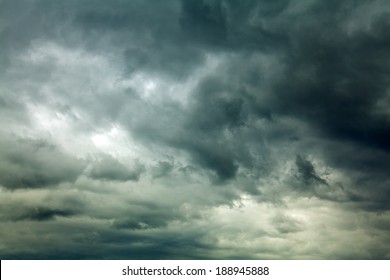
[180,0,228,46]
[173,0,390,202]
[112,206,180,230]
[73,0,205,79]
[89,154,144,182]
[319,141,390,211]
[188,77,246,132]
[271,212,303,234]
[295,155,328,187]
[0,0,278,183]
[1,0,390,260]
[0,136,85,189]
[6,207,76,222]
[0,219,215,260]
[254,0,390,210]
[270,14,390,151]
[151,161,174,178]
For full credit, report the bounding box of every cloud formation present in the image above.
[0,0,390,259]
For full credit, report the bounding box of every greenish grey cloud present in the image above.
[0,0,390,259]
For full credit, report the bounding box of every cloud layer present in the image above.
[1,0,390,259]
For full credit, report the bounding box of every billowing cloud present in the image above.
[0,0,390,259]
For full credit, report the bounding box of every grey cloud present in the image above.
[295,155,328,187]
[180,0,228,46]
[73,0,205,79]
[112,208,177,230]
[187,77,246,131]
[88,154,144,182]
[10,207,76,222]
[184,140,238,181]
[271,212,303,234]
[0,136,85,189]
[267,3,390,152]
[151,161,174,178]
[1,0,390,260]
[311,140,390,211]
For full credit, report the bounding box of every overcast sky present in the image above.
[1,0,390,259]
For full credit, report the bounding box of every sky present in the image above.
[0,0,390,259]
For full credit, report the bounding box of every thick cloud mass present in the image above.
[1,0,390,259]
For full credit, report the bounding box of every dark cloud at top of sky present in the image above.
[270,9,390,151]
[1,0,390,259]
[180,0,228,46]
